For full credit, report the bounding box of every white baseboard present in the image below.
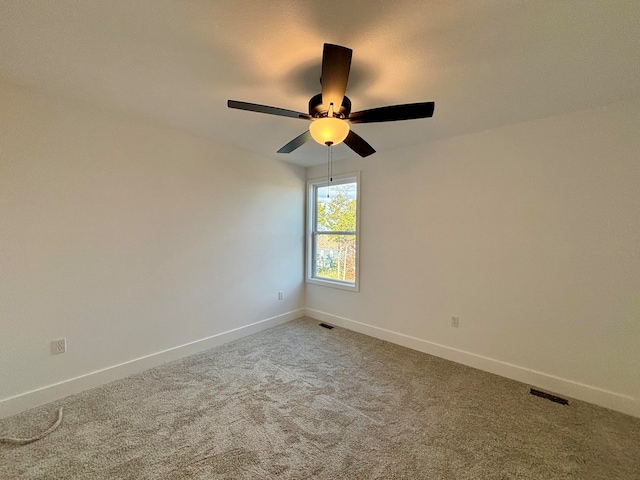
[305,308,639,419]
[0,309,303,419]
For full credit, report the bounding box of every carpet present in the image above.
[1,317,639,479]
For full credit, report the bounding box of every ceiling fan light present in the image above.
[309,117,350,146]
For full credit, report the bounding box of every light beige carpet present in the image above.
[1,317,639,479]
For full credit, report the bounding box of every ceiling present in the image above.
[1,1,639,167]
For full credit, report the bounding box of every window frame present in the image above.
[306,171,360,292]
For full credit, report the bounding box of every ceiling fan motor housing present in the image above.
[308,93,352,118]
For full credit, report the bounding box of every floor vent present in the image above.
[530,388,569,405]
[319,323,334,330]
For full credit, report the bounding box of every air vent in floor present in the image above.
[530,388,569,405]
[319,323,334,330]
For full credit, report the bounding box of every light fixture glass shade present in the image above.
[309,117,350,146]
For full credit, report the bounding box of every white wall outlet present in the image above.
[278,291,284,300]
[51,338,66,355]
[451,316,459,328]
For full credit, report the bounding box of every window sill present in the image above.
[306,277,359,292]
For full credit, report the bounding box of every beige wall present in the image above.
[0,80,305,411]
[307,101,640,416]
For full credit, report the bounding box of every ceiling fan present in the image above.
[228,44,435,158]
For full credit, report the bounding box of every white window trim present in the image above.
[306,171,360,292]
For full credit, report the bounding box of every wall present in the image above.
[306,101,640,417]
[0,80,305,417]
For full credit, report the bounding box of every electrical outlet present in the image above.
[278,291,284,300]
[51,338,66,355]
[451,316,459,328]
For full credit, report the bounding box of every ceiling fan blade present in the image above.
[344,130,376,158]
[349,102,435,124]
[277,131,312,154]
[321,44,352,112]
[228,100,311,120]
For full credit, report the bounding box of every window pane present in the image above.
[316,182,357,232]
[315,234,356,283]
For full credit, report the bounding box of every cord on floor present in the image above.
[0,407,64,445]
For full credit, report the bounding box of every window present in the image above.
[307,172,360,291]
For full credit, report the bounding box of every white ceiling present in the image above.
[1,1,639,167]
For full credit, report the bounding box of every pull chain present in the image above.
[326,141,334,197]
[327,144,330,196]
[330,143,333,182]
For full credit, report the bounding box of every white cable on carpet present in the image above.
[0,407,64,445]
